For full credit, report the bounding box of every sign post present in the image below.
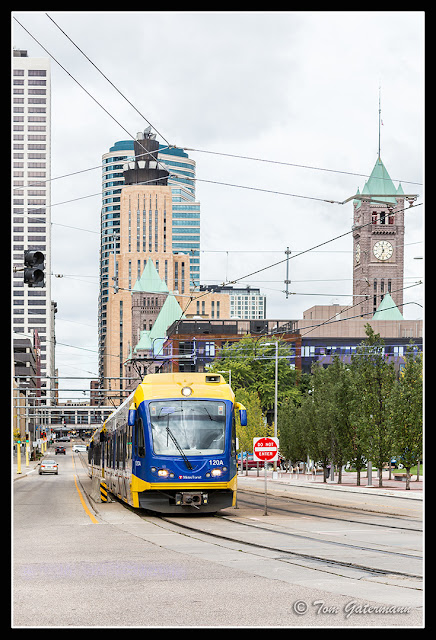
[253,437,279,516]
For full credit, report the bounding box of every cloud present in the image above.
[12,10,424,398]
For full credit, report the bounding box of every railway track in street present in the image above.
[235,489,423,532]
[153,513,422,584]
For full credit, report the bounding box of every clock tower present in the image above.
[352,156,407,318]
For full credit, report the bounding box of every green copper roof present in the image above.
[133,294,185,355]
[353,187,361,208]
[396,182,404,196]
[134,330,153,351]
[371,293,404,320]
[361,156,398,204]
[132,259,169,294]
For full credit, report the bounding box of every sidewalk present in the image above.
[12,455,423,499]
[236,468,423,500]
[12,458,40,480]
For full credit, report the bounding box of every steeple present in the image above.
[132,259,169,294]
[372,293,404,320]
[378,84,382,160]
[361,156,398,204]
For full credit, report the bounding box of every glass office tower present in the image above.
[98,137,200,379]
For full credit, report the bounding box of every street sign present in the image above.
[253,436,279,462]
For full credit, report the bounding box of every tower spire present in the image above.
[378,84,381,159]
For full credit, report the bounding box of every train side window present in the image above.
[135,417,145,458]
[105,438,109,468]
[231,411,237,456]
[126,423,132,463]
[116,432,121,469]
[122,428,126,470]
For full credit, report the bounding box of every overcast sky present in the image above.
[12,11,424,400]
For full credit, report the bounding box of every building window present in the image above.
[205,342,215,357]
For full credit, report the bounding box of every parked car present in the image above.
[55,446,66,455]
[237,452,286,470]
[237,453,258,469]
[72,444,87,453]
[39,459,58,475]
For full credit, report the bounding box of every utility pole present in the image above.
[284,247,291,298]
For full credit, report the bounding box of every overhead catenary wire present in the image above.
[37,204,423,369]
[44,12,171,146]
[13,16,174,180]
[220,202,422,288]
[14,16,423,268]
[182,146,423,187]
[13,15,423,391]
[14,16,423,207]
[14,12,421,192]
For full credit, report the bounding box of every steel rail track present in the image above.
[158,515,422,581]
[237,489,423,532]
[217,514,422,560]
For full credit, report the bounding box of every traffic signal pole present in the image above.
[13,250,45,287]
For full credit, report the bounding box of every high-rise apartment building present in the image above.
[12,49,54,403]
[98,132,200,381]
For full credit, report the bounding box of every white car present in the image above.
[72,444,87,453]
[39,459,58,475]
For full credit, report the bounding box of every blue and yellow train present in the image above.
[88,373,247,513]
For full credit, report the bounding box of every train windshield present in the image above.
[149,400,226,456]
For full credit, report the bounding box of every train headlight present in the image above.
[158,469,169,477]
[211,468,222,477]
[181,386,192,397]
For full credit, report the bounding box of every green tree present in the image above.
[207,335,310,416]
[301,391,331,479]
[350,324,396,487]
[234,388,267,474]
[313,357,354,483]
[388,346,423,489]
[278,398,307,467]
[234,388,265,450]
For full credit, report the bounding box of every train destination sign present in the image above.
[253,436,279,462]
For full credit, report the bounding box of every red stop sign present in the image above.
[253,437,279,462]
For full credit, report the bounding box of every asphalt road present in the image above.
[12,445,424,628]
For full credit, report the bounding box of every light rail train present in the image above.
[88,373,246,513]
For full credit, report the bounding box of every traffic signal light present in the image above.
[24,250,45,287]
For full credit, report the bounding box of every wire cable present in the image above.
[45,12,171,146]
[13,16,174,178]
[183,147,423,187]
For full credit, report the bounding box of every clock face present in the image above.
[355,243,361,264]
[373,240,393,261]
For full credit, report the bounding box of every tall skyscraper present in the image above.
[98,131,201,381]
[12,49,54,403]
